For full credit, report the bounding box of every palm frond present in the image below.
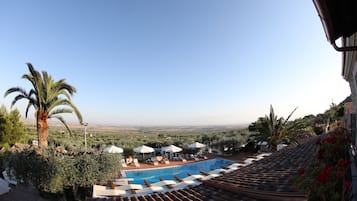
[23,63,39,90]
[47,98,68,111]
[49,115,72,135]
[58,90,72,100]
[4,87,27,97]
[56,79,77,95]
[67,102,83,124]
[47,88,71,103]
[11,94,27,107]
[48,108,73,117]
[25,101,34,118]
[47,99,83,124]
[22,74,37,92]
[28,89,38,103]
[22,63,43,111]
[284,107,298,125]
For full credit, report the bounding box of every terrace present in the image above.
[92,136,319,200]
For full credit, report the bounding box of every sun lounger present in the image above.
[184,174,204,182]
[113,178,132,186]
[220,165,239,173]
[148,185,166,192]
[135,187,153,195]
[244,158,256,164]
[156,156,163,162]
[170,182,189,190]
[151,180,176,187]
[92,185,126,198]
[143,179,176,191]
[199,171,221,180]
[135,186,165,195]
[116,184,144,190]
[201,174,220,180]
[126,157,133,165]
[133,158,140,167]
[134,179,167,195]
[120,159,127,168]
[225,166,239,173]
[227,163,241,168]
[174,175,201,185]
[208,168,227,174]
[255,153,272,160]
[2,170,17,185]
[170,178,201,190]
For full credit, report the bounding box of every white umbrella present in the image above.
[161,145,183,153]
[188,142,206,149]
[103,145,123,153]
[134,145,155,160]
[134,145,155,154]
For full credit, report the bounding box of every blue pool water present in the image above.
[123,158,233,184]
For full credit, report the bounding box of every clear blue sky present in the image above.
[0,0,351,126]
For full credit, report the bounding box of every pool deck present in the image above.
[122,159,197,170]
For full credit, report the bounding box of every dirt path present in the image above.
[0,184,52,201]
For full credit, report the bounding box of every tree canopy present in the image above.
[4,149,121,199]
[249,105,298,151]
[0,106,26,147]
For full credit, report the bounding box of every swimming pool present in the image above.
[123,158,234,184]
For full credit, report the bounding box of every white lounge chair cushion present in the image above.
[116,184,143,190]
[92,185,126,198]
[151,180,176,186]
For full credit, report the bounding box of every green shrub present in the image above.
[3,148,121,199]
[0,107,26,147]
[295,127,351,201]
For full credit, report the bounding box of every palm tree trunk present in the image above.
[37,110,49,148]
[271,140,278,152]
[270,136,279,152]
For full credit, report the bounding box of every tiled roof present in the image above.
[204,137,319,201]
[92,137,319,201]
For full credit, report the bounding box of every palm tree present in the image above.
[254,105,297,151]
[4,63,83,147]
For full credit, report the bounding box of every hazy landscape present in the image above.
[22,118,248,135]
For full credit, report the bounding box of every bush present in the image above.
[0,107,26,147]
[3,148,121,200]
[295,127,352,201]
[313,126,324,135]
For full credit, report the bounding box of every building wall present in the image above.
[343,33,357,144]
